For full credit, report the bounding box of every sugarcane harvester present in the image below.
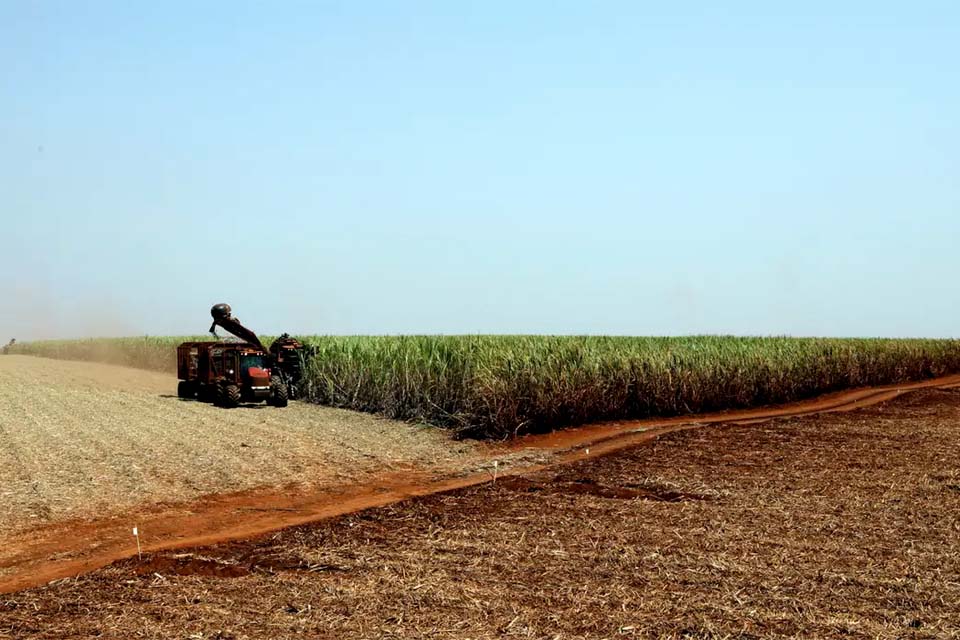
[175,304,311,408]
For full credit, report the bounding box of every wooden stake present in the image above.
[133,526,142,561]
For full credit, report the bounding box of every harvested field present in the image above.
[0,355,477,538]
[2,387,959,638]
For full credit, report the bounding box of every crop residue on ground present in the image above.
[3,388,958,638]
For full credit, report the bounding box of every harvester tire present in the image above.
[270,378,289,408]
[177,381,194,399]
[219,384,241,408]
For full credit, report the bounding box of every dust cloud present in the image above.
[0,283,141,341]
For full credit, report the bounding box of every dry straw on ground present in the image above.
[0,355,476,538]
[3,388,958,639]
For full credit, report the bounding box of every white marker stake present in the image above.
[493,460,499,484]
[133,526,142,561]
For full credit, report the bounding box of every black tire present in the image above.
[177,381,194,399]
[218,383,241,408]
[270,378,289,408]
[198,384,215,403]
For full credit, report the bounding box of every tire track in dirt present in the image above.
[2,373,960,594]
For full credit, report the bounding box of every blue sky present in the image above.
[2,1,958,338]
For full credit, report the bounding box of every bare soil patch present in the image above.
[2,388,959,638]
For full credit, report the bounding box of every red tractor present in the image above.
[176,341,288,407]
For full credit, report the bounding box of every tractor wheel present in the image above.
[219,384,241,408]
[177,381,194,399]
[269,378,289,408]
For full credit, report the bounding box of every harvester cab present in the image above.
[269,333,312,399]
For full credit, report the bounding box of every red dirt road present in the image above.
[3,374,960,595]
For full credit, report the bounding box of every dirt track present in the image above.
[2,354,959,597]
[3,387,959,638]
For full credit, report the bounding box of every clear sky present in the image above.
[2,1,957,339]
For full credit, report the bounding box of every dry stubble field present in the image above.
[2,386,959,639]
[0,355,477,537]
